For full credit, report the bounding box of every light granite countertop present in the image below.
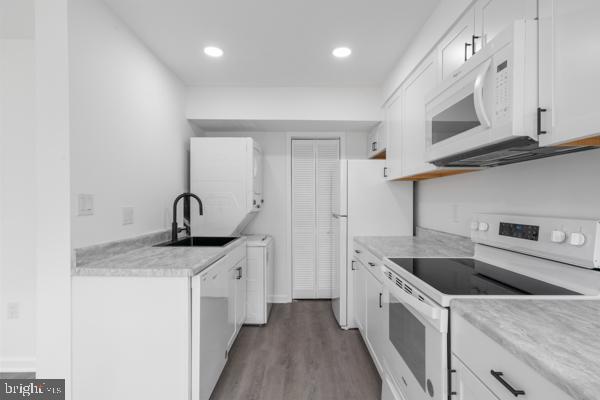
[452,299,600,400]
[72,233,246,277]
[354,227,474,259]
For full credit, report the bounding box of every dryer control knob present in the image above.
[478,222,489,232]
[550,230,566,243]
[569,232,586,247]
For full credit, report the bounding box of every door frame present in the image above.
[285,133,347,301]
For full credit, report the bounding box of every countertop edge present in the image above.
[72,237,247,278]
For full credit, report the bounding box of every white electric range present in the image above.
[380,213,600,400]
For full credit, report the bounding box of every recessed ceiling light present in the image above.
[332,47,352,58]
[204,46,224,58]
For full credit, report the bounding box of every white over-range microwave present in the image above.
[425,20,585,167]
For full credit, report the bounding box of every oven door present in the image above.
[382,274,448,400]
[425,57,494,163]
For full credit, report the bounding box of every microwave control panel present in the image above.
[494,58,511,122]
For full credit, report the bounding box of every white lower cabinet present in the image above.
[71,241,247,400]
[364,259,386,373]
[352,258,367,333]
[452,313,574,400]
[451,355,499,400]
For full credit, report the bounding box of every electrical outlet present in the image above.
[122,207,134,225]
[452,204,460,223]
[7,302,19,320]
[78,194,94,216]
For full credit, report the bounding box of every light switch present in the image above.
[78,194,94,216]
[122,207,134,225]
[7,302,19,320]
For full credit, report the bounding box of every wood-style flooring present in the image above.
[211,300,381,400]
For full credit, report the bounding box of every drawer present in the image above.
[452,314,572,400]
[353,243,384,282]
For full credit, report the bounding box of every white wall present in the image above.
[69,0,196,248]
[204,131,367,302]
[0,38,36,372]
[34,0,71,388]
[416,149,600,236]
[187,86,382,122]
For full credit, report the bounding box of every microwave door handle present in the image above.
[474,59,492,129]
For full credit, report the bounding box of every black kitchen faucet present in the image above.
[171,192,203,241]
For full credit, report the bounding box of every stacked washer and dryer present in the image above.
[190,137,273,325]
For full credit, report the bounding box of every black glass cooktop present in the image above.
[388,258,581,296]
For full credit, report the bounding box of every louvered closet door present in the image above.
[292,139,340,299]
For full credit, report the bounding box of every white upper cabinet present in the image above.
[473,0,537,52]
[539,0,600,146]
[439,7,476,80]
[401,53,438,178]
[367,122,387,159]
[384,91,403,180]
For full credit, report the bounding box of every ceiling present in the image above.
[102,0,440,86]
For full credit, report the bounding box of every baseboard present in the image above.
[0,357,36,373]
[269,294,291,303]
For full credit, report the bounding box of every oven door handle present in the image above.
[382,278,441,322]
[473,58,492,129]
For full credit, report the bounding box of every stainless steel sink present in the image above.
[155,236,239,247]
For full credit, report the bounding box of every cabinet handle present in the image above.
[235,267,242,280]
[351,261,358,271]
[464,42,472,61]
[490,370,525,397]
[354,249,362,254]
[379,293,383,308]
[537,107,548,135]
[371,142,377,152]
[368,262,376,267]
[383,167,388,178]
[471,35,480,55]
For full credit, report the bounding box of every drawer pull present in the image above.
[354,249,362,254]
[490,370,525,397]
[368,262,376,267]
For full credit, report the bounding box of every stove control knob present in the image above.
[470,221,479,231]
[550,230,566,243]
[569,232,586,247]
[478,222,489,232]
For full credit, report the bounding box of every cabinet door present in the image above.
[474,0,537,52]
[439,7,475,80]
[227,266,237,349]
[451,355,499,400]
[385,91,403,180]
[235,259,247,330]
[352,259,366,333]
[539,0,600,146]
[365,269,384,370]
[401,53,438,178]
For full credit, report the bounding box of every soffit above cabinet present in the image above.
[191,119,380,133]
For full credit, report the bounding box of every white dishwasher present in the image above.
[244,235,274,325]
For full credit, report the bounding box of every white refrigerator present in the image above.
[331,160,413,328]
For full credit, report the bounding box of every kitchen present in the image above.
[1,0,600,400]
